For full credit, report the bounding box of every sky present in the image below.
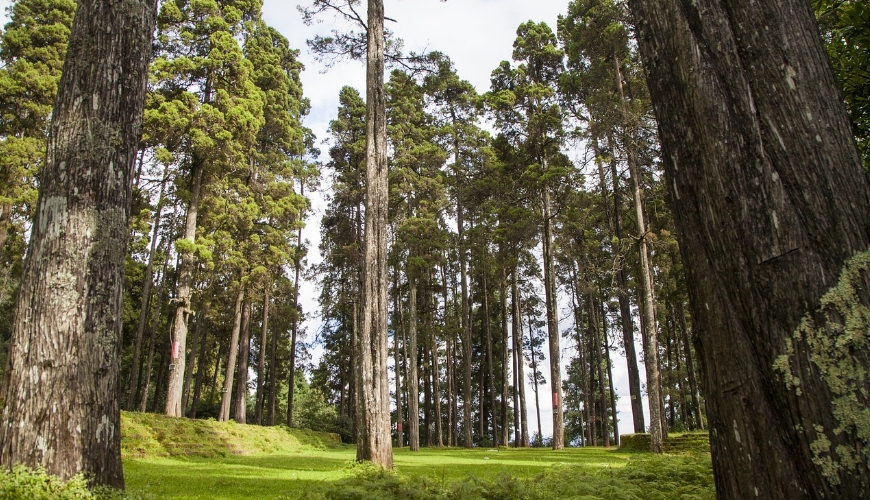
[0,0,652,443]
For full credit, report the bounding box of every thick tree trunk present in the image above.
[0,2,156,485]
[165,158,204,417]
[627,0,870,496]
[255,288,270,425]
[541,186,564,449]
[356,0,393,467]
[234,300,252,423]
[219,286,245,422]
[126,164,168,411]
[408,280,420,451]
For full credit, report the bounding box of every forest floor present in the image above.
[120,412,715,500]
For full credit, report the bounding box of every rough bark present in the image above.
[459,200,473,448]
[234,299,252,423]
[0,0,155,486]
[181,308,203,413]
[541,186,564,449]
[165,159,204,417]
[356,0,393,467]
[219,286,245,422]
[627,0,870,496]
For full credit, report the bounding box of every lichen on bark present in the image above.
[775,249,870,484]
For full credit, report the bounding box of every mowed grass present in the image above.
[124,446,630,499]
[120,413,714,499]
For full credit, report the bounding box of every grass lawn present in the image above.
[115,413,713,500]
[123,446,633,499]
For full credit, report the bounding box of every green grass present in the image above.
[118,413,713,500]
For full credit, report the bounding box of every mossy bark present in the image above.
[0,0,157,487]
[627,0,870,496]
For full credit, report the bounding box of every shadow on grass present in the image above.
[124,449,357,499]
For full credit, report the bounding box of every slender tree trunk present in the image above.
[189,313,210,418]
[139,261,170,413]
[482,268,497,447]
[602,299,618,446]
[460,212,474,448]
[512,275,529,447]
[267,285,278,426]
[431,283,443,447]
[219,286,245,422]
[628,0,870,495]
[677,301,703,430]
[0,0,156,486]
[126,164,168,410]
[541,185,564,449]
[234,300,252,423]
[287,185,304,427]
[408,280,420,451]
[599,140,645,433]
[255,288,270,425]
[529,311,543,445]
[499,272,509,448]
[150,350,168,412]
[181,308,203,414]
[165,158,204,417]
[393,273,403,447]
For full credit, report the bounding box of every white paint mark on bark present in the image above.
[35,436,46,452]
[734,420,742,444]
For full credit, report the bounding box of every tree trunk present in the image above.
[408,280,420,451]
[499,272,509,448]
[126,163,168,411]
[219,286,245,422]
[600,140,645,433]
[394,275,404,447]
[430,283,443,447]
[677,300,703,430]
[458,195,474,449]
[482,267,497,447]
[255,288,270,425]
[512,279,530,447]
[627,0,870,496]
[267,285,278,425]
[356,0,393,468]
[181,308,203,414]
[287,184,304,427]
[541,185,564,449]
[189,313,210,418]
[529,310,543,445]
[0,0,156,486]
[234,299,252,423]
[602,298,619,446]
[165,157,204,417]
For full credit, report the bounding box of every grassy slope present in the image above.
[121,412,713,500]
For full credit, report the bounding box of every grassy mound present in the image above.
[618,431,710,454]
[121,411,342,459]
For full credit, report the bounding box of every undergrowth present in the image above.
[0,465,146,500]
[299,454,714,500]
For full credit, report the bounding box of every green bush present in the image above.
[0,466,145,499]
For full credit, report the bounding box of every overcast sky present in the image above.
[0,0,651,443]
